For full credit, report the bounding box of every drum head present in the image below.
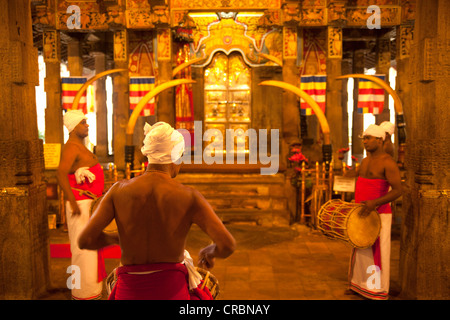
[347,207,381,249]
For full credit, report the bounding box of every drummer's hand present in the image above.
[69,200,81,216]
[198,244,216,270]
[360,200,376,217]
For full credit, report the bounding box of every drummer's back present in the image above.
[112,172,194,266]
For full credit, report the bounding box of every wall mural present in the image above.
[298,29,327,78]
[128,35,156,77]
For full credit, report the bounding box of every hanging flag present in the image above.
[357,75,386,114]
[129,77,156,116]
[300,75,326,116]
[61,77,87,113]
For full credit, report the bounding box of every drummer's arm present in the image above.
[191,189,236,269]
[78,183,120,250]
[381,158,402,203]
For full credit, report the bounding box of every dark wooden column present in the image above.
[67,36,83,76]
[375,36,392,124]
[399,0,450,300]
[113,29,129,170]
[326,26,344,167]
[93,52,108,159]
[43,30,63,145]
[0,0,49,299]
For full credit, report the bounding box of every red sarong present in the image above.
[68,163,104,200]
[108,263,213,300]
[354,177,391,214]
[354,177,391,270]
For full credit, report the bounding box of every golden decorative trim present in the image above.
[0,187,29,197]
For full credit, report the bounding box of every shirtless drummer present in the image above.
[78,121,236,300]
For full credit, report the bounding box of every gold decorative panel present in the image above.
[204,52,251,153]
[171,0,281,10]
[188,12,282,67]
[346,5,401,27]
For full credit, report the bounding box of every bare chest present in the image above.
[359,158,386,180]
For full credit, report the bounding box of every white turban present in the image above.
[380,121,395,136]
[362,124,385,140]
[141,122,185,164]
[63,110,87,133]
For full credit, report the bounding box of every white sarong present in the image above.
[65,199,103,300]
[348,214,392,300]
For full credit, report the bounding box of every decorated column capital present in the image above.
[327,26,342,59]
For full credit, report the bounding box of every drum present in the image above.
[196,267,220,300]
[106,267,118,296]
[317,199,381,249]
[89,195,118,233]
[105,267,220,299]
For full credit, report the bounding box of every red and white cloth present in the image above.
[348,177,392,300]
[66,164,106,300]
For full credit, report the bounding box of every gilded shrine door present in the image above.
[203,52,252,159]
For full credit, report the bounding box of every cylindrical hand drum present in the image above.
[89,196,118,233]
[196,267,220,300]
[106,267,118,296]
[317,199,381,249]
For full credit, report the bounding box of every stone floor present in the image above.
[38,221,404,300]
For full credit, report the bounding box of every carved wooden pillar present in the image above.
[395,24,414,166]
[156,28,174,126]
[113,29,129,170]
[282,26,300,146]
[375,37,391,124]
[351,50,365,159]
[0,0,49,299]
[326,26,343,167]
[93,52,108,159]
[43,30,63,145]
[399,0,450,300]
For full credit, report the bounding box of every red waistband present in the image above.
[117,263,187,276]
[68,163,104,200]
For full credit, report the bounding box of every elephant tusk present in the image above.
[71,68,128,111]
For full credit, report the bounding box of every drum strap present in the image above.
[71,187,98,200]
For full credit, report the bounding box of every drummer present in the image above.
[78,121,236,300]
[56,110,107,300]
[347,124,402,300]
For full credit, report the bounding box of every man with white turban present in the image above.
[379,121,395,157]
[141,121,185,166]
[78,121,236,300]
[346,123,402,300]
[57,110,108,300]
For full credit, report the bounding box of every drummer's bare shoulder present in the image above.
[62,141,98,169]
